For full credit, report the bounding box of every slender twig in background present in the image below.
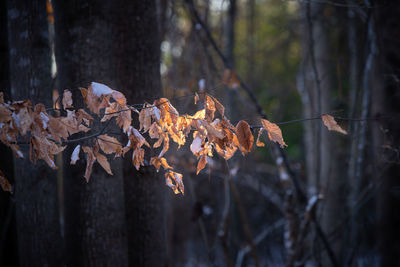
[227,161,260,267]
[235,219,284,267]
[218,161,233,267]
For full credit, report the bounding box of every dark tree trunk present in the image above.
[7,0,63,266]
[111,1,167,266]
[0,1,17,266]
[373,1,400,265]
[53,1,129,266]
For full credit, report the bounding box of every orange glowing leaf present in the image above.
[205,95,216,122]
[256,128,265,147]
[165,171,184,194]
[321,114,348,135]
[196,154,207,174]
[235,120,254,154]
[211,96,225,118]
[150,156,172,172]
[261,119,287,148]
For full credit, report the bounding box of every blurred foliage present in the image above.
[161,0,303,161]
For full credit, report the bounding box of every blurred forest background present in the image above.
[0,0,399,266]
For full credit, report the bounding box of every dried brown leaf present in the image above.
[261,119,287,148]
[196,154,207,174]
[98,134,122,156]
[321,114,348,135]
[139,104,152,132]
[210,95,225,118]
[62,89,73,109]
[165,171,184,194]
[0,170,12,193]
[116,109,132,133]
[235,120,254,154]
[205,95,215,122]
[111,90,126,106]
[94,149,113,175]
[256,128,265,147]
[150,156,172,172]
[83,146,96,182]
[132,147,145,170]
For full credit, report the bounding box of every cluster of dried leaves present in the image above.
[0,82,347,194]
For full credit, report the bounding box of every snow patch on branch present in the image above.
[91,82,113,96]
[70,145,80,165]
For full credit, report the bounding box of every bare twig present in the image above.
[227,161,260,267]
[235,219,284,267]
[218,161,233,267]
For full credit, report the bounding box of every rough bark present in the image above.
[7,0,63,266]
[111,1,167,265]
[0,1,18,266]
[53,1,129,266]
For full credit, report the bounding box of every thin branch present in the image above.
[218,160,233,267]
[235,219,284,267]
[227,161,260,267]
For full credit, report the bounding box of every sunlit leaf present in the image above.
[261,119,287,148]
[321,114,348,135]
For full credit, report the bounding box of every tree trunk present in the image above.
[299,2,343,265]
[0,1,18,266]
[53,1,129,266]
[7,0,63,266]
[372,2,400,265]
[111,1,167,265]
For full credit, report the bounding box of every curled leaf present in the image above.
[150,156,172,172]
[62,89,73,109]
[94,149,113,175]
[261,119,287,148]
[210,95,225,118]
[321,114,348,135]
[98,134,122,156]
[82,146,96,182]
[256,128,265,147]
[165,171,184,195]
[235,120,254,154]
[196,154,207,174]
[205,95,215,122]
